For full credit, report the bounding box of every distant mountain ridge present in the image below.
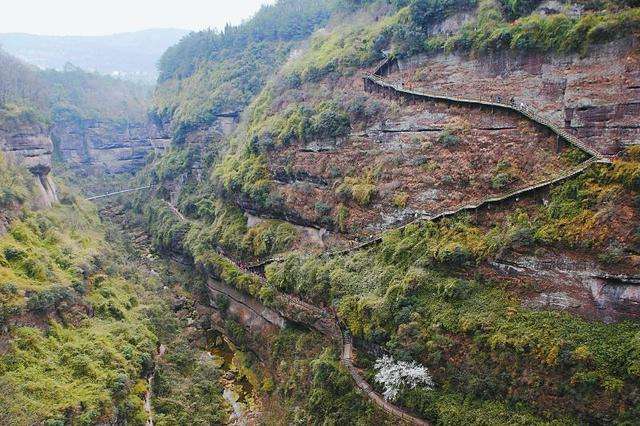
[0,28,190,83]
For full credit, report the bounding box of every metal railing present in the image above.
[86,185,152,201]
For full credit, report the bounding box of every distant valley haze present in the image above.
[0,30,190,83]
[0,0,275,83]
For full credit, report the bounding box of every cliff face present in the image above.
[264,75,574,235]
[52,117,171,174]
[0,114,52,175]
[397,37,639,155]
[50,111,240,177]
[0,111,57,207]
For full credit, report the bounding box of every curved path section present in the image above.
[328,157,598,257]
[366,59,610,162]
[341,333,430,426]
[248,61,611,264]
[160,201,428,424]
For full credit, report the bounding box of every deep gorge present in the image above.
[1,0,640,424]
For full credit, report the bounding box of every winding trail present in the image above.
[363,73,609,162]
[144,344,166,426]
[247,60,615,265]
[104,56,624,425]
[341,333,430,425]
[161,201,427,424]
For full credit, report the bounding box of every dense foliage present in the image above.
[0,49,150,125]
[262,154,640,423]
[157,0,337,82]
[0,160,231,424]
[261,329,387,424]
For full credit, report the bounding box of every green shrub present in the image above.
[22,257,50,281]
[336,204,349,233]
[491,172,515,189]
[336,175,377,206]
[0,154,31,207]
[315,201,332,216]
[597,242,625,264]
[437,130,460,147]
[499,0,543,20]
[254,101,351,148]
[214,294,230,313]
[410,0,479,30]
[26,285,76,313]
[3,246,26,262]
[393,192,409,208]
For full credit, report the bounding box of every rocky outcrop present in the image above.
[491,250,640,323]
[208,279,284,338]
[0,114,52,175]
[397,37,640,155]
[24,110,238,186]
[52,118,170,174]
[0,111,58,208]
[267,74,576,235]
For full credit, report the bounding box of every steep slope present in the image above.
[0,50,170,192]
[129,0,640,423]
[0,156,238,424]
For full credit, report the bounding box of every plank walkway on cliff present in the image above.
[250,60,614,264]
[90,56,622,425]
[341,333,430,426]
[160,199,426,424]
[86,185,152,201]
[364,73,609,162]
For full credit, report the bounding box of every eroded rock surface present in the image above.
[0,114,52,175]
[0,112,58,207]
[52,118,170,174]
[492,250,640,322]
[267,81,574,235]
[398,37,640,155]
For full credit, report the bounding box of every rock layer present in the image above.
[52,118,171,174]
[0,112,58,207]
[0,114,53,175]
[398,37,640,155]
[492,250,640,322]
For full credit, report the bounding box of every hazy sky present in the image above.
[1,0,276,36]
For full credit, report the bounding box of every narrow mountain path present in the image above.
[161,200,427,424]
[162,199,186,221]
[341,333,430,426]
[144,343,166,425]
[367,59,611,162]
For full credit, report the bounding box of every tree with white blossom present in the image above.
[374,355,434,401]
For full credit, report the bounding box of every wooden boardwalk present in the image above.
[86,185,152,200]
[364,73,607,162]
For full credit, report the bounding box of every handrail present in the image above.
[341,332,430,425]
[364,73,607,161]
[86,185,152,201]
[155,63,608,272]
[326,157,598,257]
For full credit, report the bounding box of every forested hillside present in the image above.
[135,0,640,423]
[0,50,166,184]
[152,0,344,139]
[1,0,639,423]
[0,50,149,123]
